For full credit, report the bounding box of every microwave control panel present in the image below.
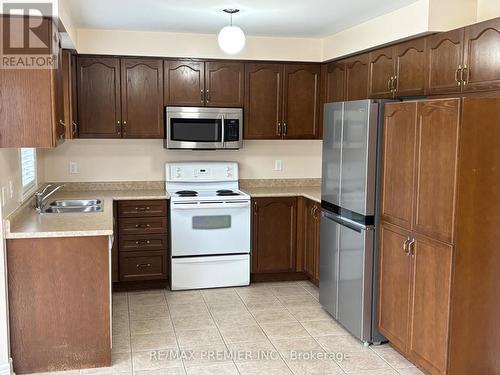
[224,119,240,142]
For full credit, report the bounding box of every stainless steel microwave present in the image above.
[164,107,243,150]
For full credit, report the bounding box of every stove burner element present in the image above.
[176,190,198,197]
[216,189,240,196]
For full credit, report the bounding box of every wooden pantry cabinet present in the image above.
[0,16,65,147]
[244,63,321,139]
[164,60,244,107]
[378,98,500,375]
[77,56,164,138]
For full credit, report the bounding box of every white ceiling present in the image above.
[65,0,419,38]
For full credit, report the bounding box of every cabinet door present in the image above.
[324,61,346,102]
[121,58,164,138]
[77,57,122,138]
[345,53,369,100]
[426,29,465,95]
[303,199,318,280]
[164,60,205,106]
[205,61,244,107]
[244,63,283,139]
[409,235,452,375]
[414,99,460,244]
[369,46,395,98]
[252,197,297,274]
[52,28,65,144]
[394,38,426,97]
[462,18,500,92]
[378,222,412,353]
[380,102,417,230]
[282,64,320,139]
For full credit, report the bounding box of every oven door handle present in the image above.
[172,202,250,210]
[221,114,225,147]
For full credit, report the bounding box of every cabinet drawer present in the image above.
[119,234,167,252]
[119,217,167,235]
[117,200,167,218]
[119,251,167,281]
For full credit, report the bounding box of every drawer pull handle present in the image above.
[135,240,151,245]
[135,207,151,211]
[135,224,151,228]
[136,263,152,268]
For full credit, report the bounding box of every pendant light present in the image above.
[218,9,246,55]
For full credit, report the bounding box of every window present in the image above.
[20,148,37,197]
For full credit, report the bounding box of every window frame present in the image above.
[19,148,37,200]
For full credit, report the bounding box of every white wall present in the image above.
[42,140,323,182]
[76,28,323,61]
[477,0,500,21]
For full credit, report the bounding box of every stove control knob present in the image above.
[226,167,232,177]
[175,167,181,178]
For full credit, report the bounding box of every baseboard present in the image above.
[113,280,168,292]
[251,272,309,283]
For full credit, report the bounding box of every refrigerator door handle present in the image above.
[321,210,372,233]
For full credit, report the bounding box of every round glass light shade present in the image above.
[218,25,246,54]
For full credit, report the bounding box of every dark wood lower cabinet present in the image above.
[251,196,321,284]
[302,198,321,285]
[251,197,298,275]
[115,200,168,286]
[7,236,111,373]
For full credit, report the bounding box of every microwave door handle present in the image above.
[221,114,225,147]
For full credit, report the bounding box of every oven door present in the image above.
[170,200,251,256]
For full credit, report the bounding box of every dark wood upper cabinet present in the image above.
[394,38,426,97]
[462,18,500,92]
[0,17,65,147]
[426,29,465,95]
[282,64,320,139]
[205,61,244,107]
[244,63,283,139]
[369,46,395,98]
[381,102,417,230]
[252,197,297,274]
[121,58,164,138]
[77,57,122,138]
[345,53,369,100]
[324,61,346,103]
[414,99,460,244]
[164,60,205,106]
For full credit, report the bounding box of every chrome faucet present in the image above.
[34,184,65,212]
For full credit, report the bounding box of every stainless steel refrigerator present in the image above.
[319,99,388,344]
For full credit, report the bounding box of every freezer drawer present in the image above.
[171,254,250,290]
[319,210,375,343]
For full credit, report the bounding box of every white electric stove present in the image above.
[166,161,251,290]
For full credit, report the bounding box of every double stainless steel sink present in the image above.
[43,199,104,213]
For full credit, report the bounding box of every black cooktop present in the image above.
[176,190,198,197]
[216,189,240,196]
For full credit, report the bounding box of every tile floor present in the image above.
[32,281,424,375]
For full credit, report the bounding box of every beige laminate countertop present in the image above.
[242,186,321,203]
[4,189,169,239]
[4,183,321,240]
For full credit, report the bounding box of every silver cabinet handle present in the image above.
[200,89,204,102]
[462,65,469,84]
[403,238,411,256]
[283,122,287,136]
[392,76,397,92]
[206,89,210,102]
[137,263,152,268]
[408,238,416,256]
[276,122,282,136]
[388,77,392,91]
[455,65,462,86]
[116,120,121,134]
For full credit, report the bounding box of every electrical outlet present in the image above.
[8,180,14,199]
[1,187,6,207]
[274,160,283,171]
[69,161,78,174]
